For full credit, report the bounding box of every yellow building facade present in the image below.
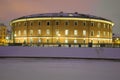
[0,23,7,45]
[10,12,114,46]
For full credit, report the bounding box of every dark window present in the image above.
[47,21,50,26]
[74,21,78,26]
[56,21,59,25]
[38,22,41,26]
[65,21,69,26]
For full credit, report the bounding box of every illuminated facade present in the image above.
[0,23,7,45]
[10,12,114,46]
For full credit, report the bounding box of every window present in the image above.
[74,39,77,43]
[90,30,94,36]
[24,22,27,26]
[91,22,94,26]
[38,22,41,26]
[47,21,50,26]
[83,30,86,36]
[65,30,69,35]
[38,38,41,43]
[30,38,33,43]
[55,29,59,35]
[65,39,68,43]
[103,31,106,36]
[30,30,33,35]
[74,30,78,35]
[83,21,86,26]
[74,21,78,26]
[104,24,106,28]
[107,24,109,29]
[97,31,100,37]
[38,29,41,35]
[98,23,101,28]
[24,30,26,35]
[30,22,33,26]
[65,21,69,26]
[108,32,109,36]
[18,30,21,36]
[56,21,59,25]
[46,29,50,35]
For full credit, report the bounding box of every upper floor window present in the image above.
[83,30,86,36]
[104,24,106,28]
[103,31,106,36]
[30,22,33,26]
[91,22,94,26]
[65,39,68,43]
[90,30,94,36]
[38,29,41,35]
[65,30,69,35]
[38,22,41,26]
[47,21,50,26]
[46,29,50,35]
[74,21,78,26]
[83,21,86,26]
[56,21,59,25]
[74,39,77,43]
[24,22,27,26]
[98,23,101,28]
[65,21,69,26]
[74,30,78,35]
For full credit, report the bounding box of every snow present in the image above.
[0,46,120,59]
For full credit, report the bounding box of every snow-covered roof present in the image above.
[13,12,112,22]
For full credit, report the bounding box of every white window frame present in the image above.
[74,30,78,35]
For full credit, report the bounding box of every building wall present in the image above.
[11,18,113,45]
[0,25,7,45]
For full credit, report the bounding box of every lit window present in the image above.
[47,21,50,26]
[30,30,33,35]
[83,30,86,36]
[24,30,26,35]
[90,30,94,36]
[98,23,101,28]
[104,24,106,28]
[18,30,21,36]
[55,29,59,35]
[74,39,77,43]
[30,38,33,43]
[38,38,41,43]
[103,31,106,36]
[74,21,78,26]
[46,29,50,35]
[65,39,68,43]
[107,24,109,29]
[97,31,100,36]
[74,30,78,35]
[108,32,109,36]
[38,29,41,35]
[65,21,69,26]
[65,30,69,35]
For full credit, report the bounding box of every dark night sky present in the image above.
[0,0,120,34]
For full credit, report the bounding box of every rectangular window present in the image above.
[65,21,69,26]
[83,30,86,36]
[74,39,77,43]
[74,21,78,26]
[104,24,106,28]
[56,21,59,25]
[47,21,50,26]
[83,22,86,26]
[103,31,106,36]
[46,29,50,35]
[91,22,94,26]
[97,31,100,37]
[24,22,27,26]
[65,30,69,35]
[18,30,21,36]
[90,30,94,36]
[24,30,26,35]
[38,22,41,26]
[38,29,41,35]
[30,22,33,26]
[74,30,78,35]
[30,30,33,35]
[65,39,68,43]
[56,29,59,35]
[98,23,101,28]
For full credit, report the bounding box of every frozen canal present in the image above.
[0,58,120,80]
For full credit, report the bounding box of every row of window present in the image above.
[14,21,111,29]
[15,29,111,37]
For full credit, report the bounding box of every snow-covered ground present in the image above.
[0,58,120,80]
[0,46,120,59]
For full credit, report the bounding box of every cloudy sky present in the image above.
[0,0,120,34]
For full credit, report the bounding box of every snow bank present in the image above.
[0,46,120,59]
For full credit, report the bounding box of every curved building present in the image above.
[10,12,114,46]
